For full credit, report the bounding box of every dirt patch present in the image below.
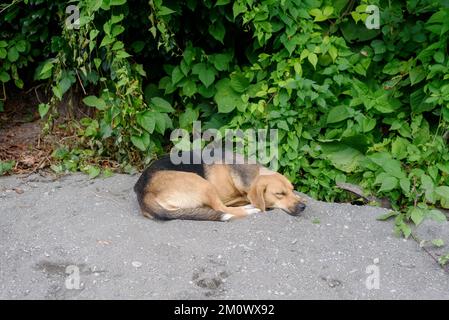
[0,87,52,174]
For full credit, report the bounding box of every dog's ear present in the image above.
[248,177,267,211]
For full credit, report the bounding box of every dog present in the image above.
[134,151,306,221]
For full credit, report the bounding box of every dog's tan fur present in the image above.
[134,154,306,221]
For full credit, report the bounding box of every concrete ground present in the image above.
[0,173,448,300]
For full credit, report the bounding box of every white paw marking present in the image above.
[244,205,261,215]
[221,213,234,221]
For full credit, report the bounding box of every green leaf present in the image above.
[379,176,398,192]
[434,51,445,64]
[15,40,27,53]
[115,50,131,59]
[371,40,386,54]
[439,254,449,266]
[86,166,101,179]
[340,20,380,42]
[0,48,7,59]
[94,58,102,69]
[38,103,50,118]
[182,80,197,97]
[100,35,114,47]
[432,239,445,248]
[277,120,289,131]
[150,97,174,113]
[323,6,334,16]
[179,107,199,129]
[208,21,225,43]
[396,219,412,238]
[58,74,75,97]
[192,63,215,87]
[376,211,398,221]
[109,0,126,6]
[131,133,150,151]
[7,47,19,62]
[410,88,434,114]
[103,168,114,178]
[410,207,424,225]
[137,111,156,133]
[435,186,449,200]
[37,60,54,80]
[110,14,125,24]
[309,8,328,22]
[198,84,216,98]
[230,74,249,93]
[409,66,425,85]
[308,52,318,68]
[172,66,184,85]
[214,79,242,113]
[326,106,351,124]
[0,160,15,175]
[158,6,176,16]
[0,71,10,83]
[399,178,411,195]
[391,137,408,160]
[383,159,405,181]
[153,112,172,134]
[321,143,364,173]
[426,209,447,223]
[233,1,246,18]
[111,25,125,37]
[328,46,338,61]
[83,96,106,110]
[99,120,112,139]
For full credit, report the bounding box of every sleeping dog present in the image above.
[134,151,306,221]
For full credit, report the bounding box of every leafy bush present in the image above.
[1,0,448,235]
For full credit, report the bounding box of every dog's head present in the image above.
[247,172,306,216]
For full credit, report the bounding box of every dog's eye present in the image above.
[275,192,286,198]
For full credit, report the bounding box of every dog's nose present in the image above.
[295,203,306,213]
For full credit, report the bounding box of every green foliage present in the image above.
[439,254,449,266]
[0,160,15,175]
[432,239,445,248]
[1,0,449,236]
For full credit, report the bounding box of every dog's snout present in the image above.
[295,202,306,213]
[286,202,306,216]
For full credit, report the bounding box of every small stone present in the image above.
[132,261,142,268]
[13,188,24,194]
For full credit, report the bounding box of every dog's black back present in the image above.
[133,152,205,199]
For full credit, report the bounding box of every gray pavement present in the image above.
[0,173,448,300]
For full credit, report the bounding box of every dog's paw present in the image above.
[220,213,235,221]
[243,205,261,215]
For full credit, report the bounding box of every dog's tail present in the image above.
[153,206,228,221]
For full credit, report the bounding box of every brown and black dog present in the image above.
[134,151,306,221]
